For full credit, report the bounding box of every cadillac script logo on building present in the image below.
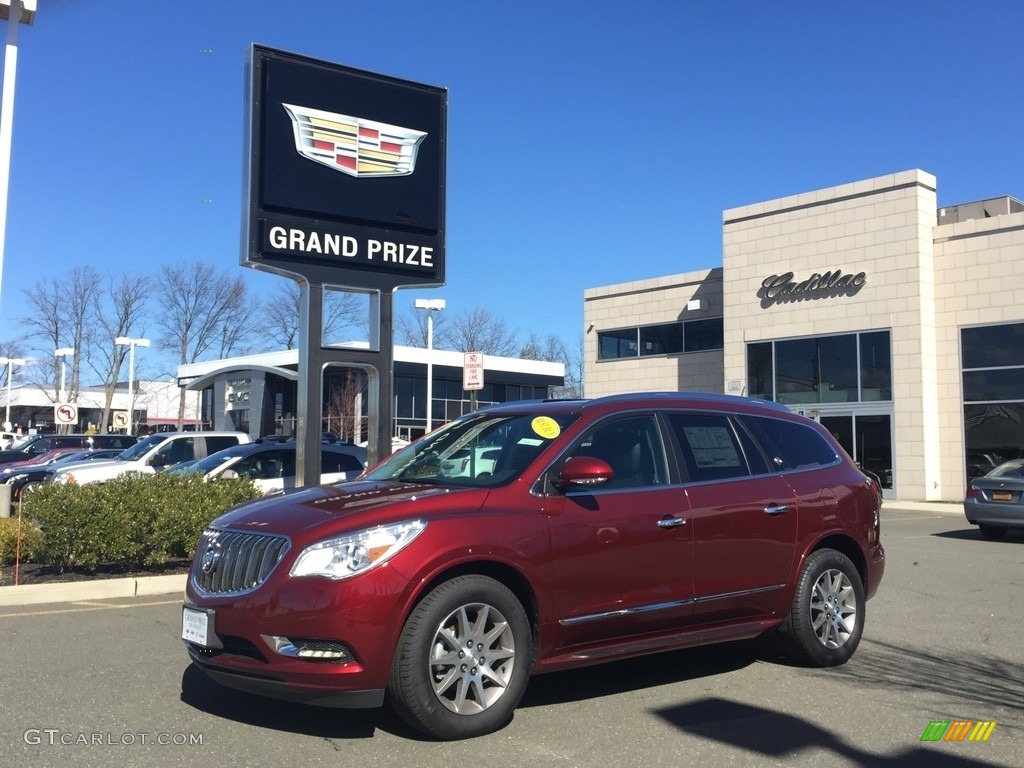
[282,103,427,178]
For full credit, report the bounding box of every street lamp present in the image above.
[0,354,25,431]
[414,298,445,433]
[55,346,74,402]
[115,336,149,435]
[0,1,36,311]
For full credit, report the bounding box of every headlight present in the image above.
[289,520,427,580]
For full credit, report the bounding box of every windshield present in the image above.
[8,435,37,450]
[364,410,579,487]
[117,434,168,461]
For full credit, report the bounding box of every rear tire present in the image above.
[779,548,865,667]
[388,575,532,740]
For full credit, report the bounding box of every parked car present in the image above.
[182,392,885,740]
[167,441,366,494]
[964,458,1024,539]
[0,433,136,467]
[0,448,124,501]
[52,431,252,486]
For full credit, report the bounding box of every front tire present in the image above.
[780,548,865,667]
[388,575,532,740]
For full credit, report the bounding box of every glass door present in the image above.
[820,413,894,498]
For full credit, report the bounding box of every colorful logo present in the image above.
[282,103,427,178]
[920,720,997,742]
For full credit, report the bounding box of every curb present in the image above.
[0,573,186,607]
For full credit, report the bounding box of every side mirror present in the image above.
[553,455,613,490]
[150,454,169,468]
[220,468,239,480]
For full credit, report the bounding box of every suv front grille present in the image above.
[192,528,290,596]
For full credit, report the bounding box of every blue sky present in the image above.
[1,1,1022,374]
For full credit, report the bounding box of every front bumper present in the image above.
[182,561,413,707]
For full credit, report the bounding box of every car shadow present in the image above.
[520,637,764,707]
[179,638,767,740]
[654,697,1007,767]
[179,663,419,740]
[933,528,1024,542]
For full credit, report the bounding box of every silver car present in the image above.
[964,458,1024,538]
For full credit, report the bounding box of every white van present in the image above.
[52,431,251,486]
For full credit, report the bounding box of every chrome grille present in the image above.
[192,528,290,595]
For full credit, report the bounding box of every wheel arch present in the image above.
[405,560,541,661]
[807,534,867,591]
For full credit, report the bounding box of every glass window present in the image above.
[774,338,818,405]
[859,331,892,401]
[817,334,857,402]
[741,415,838,471]
[665,412,750,483]
[964,404,1024,480]
[747,342,773,401]
[685,317,724,352]
[639,323,683,356]
[963,370,1024,402]
[962,322,1024,369]
[205,436,239,455]
[598,328,639,360]
[568,414,668,489]
[322,451,364,473]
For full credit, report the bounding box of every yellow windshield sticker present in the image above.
[531,416,560,440]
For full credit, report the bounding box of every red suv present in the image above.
[182,393,884,740]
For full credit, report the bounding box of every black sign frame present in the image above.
[242,45,447,290]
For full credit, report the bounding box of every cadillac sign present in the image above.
[242,46,447,290]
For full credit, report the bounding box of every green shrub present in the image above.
[0,515,45,565]
[23,473,261,571]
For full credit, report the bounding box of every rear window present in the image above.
[740,415,839,471]
[205,436,243,455]
[322,451,365,473]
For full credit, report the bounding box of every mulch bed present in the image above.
[0,558,192,588]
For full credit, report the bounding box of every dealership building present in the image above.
[177,346,565,444]
[584,169,1024,501]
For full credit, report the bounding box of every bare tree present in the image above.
[88,273,152,433]
[436,307,518,356]
[260,281,364,349]
[324,368,367,442]
[19,267,101,406]
[520,332,584,398]
[156,263,250,428]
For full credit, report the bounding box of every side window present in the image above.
[741,415,839,470]
[157,437,195,466]
[665,412,751,483]
[237,450,290,480]
[570,414,668,490]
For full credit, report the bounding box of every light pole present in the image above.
[414,298,445,433]
[0,1,36,311]
[55,346,74,402]
[0,354,25,431]
[115,336,149,436]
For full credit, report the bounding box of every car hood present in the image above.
[53,458,125,476]
[210,479,490,539]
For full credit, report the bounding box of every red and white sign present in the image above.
[463,352,484,391]
[112,411,129,429]
[54,403,78,425]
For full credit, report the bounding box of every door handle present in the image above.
[658,516,688,528]
[764,504,791,516]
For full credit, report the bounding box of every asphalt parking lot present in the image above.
[0,502,1020,768]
